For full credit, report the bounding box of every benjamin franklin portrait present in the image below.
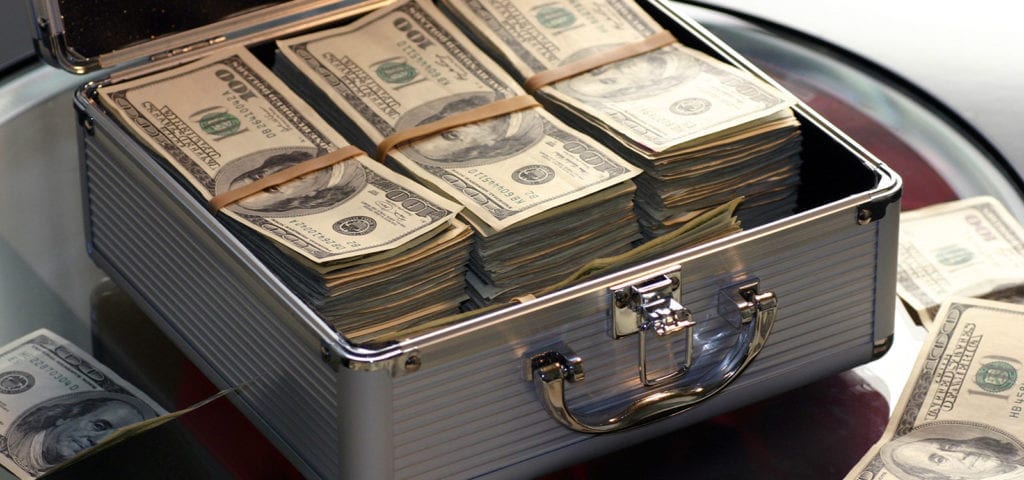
[395,93,545,169]
[555,44,701,104]
[880,422,1024,480]
[213,146,368,217]
[1,392,158,476]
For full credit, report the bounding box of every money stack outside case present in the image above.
[30,0,903,478]
[895,196,1024,327]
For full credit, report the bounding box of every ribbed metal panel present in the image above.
[392,210,881,480]
[82,132,343,479]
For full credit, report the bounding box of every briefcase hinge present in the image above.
[150,36,228,62]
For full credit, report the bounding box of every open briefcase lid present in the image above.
[28,0,388,74]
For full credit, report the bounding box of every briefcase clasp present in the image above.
[521,275,778,434]
[611,271,695,386]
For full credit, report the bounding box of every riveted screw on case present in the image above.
[857,208,872,225]
[404,355,421,373]
[613,289,631,309]
[80,117,95,135]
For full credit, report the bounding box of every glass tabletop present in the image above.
[0,1,1015,479]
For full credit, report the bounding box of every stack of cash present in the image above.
[274,0,649,304]
[896,196,1024,326]
[845,298,1024,480]
[0,330,166,479]
[97,47,471,340]
[385,197,742,339]
[846,197,1024,480]
[439,0,803,237]
[467,196,743,307]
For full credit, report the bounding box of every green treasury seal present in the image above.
[976,361,1018,393]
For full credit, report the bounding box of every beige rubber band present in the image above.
[208,145,366,212]
[375,95,541,162]
[523,30,676,93]
[511,294,536,304]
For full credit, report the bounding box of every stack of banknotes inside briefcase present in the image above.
[95,0,802,342]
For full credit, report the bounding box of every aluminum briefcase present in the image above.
[29,0,902,478]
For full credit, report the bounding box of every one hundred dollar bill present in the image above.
[275,0,641,232]
[440,0,797,153]
[845,298,1024,480]
[897,196,1024,325]
[0,329,165,479]
[97,46,461,264]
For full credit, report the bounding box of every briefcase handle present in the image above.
[527,281,776,433]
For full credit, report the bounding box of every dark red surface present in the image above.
[175,363,304,480]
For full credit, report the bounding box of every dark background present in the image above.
[3,4,33,70]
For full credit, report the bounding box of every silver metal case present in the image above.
[35,0,901,478]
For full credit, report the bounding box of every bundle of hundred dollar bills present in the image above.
[896,196,1024,326]
[92,0,761,338]
[845,297,1024,480]
[274,0,666,305]
[439,0,803,237]
[845,196,1024,479]
[97,47,473,340]
[0,330,165,479]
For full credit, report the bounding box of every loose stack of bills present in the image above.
[896,196,1024,326]
[439,0,803,237]
[97,47,471,339]
[844,298,1024,480]
[275,0,652,304]
[0,329,165,479]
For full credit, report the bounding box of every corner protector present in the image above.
[872,334,894,360]
[857,186,903,225]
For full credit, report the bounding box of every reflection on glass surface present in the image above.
[0,63,106,328]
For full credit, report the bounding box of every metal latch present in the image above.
[611,271,695,386]
[529,278,777,433]
[526,344,585,384]
[717,280,777,328]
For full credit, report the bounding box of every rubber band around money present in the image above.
[523,29,677,93]
[374,95,541,162]
[511,294,537,304]
[208,144,366,212]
